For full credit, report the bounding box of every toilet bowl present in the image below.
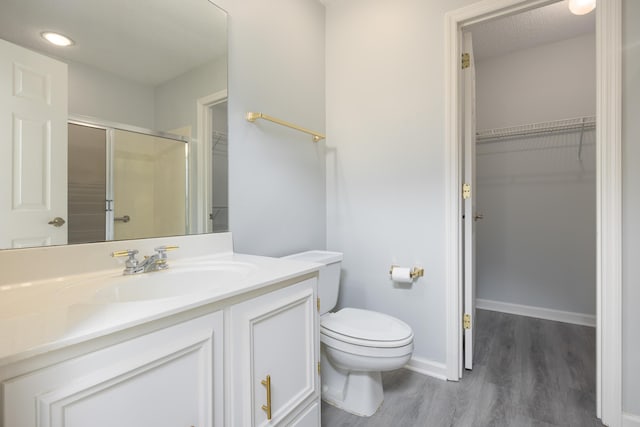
[320,307,413,416]
[282,251,415,417]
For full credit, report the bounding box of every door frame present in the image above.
[444,0,621,426]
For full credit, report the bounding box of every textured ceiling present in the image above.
[0,0,227,86]
[467,0,595,62]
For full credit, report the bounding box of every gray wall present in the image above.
[622,0,640,416]
[154,57,227,135]
[476,34,596,129]
[325,0,476,364]
[68,60,155,128]
[68,55,228,136]
[215,0,326,256]
[474,34,596,316]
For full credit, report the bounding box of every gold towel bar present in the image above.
[246,112,325,142]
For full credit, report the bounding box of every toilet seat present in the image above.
[321,332,414,359]
[321,308,414,348]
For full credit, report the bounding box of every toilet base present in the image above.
[321,349,384,417]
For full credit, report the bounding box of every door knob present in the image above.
[48,217,66,227]
[474,214,484,221]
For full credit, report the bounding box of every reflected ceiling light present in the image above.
[41,31,74,47]
[568,0,596,15]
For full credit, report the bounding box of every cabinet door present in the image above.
[2,311,223,427]
[290,402,320,427]
[229,278,319,427]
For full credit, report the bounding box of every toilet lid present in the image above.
[321,308,413,344]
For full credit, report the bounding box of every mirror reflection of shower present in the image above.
[210,101,228,232]
[67,121,188,244]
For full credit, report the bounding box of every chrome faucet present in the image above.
[111,245,179,275]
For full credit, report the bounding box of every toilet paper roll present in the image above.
[391,267,413,283]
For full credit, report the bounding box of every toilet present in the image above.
[283,251,414,417]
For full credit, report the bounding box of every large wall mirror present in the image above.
[0,0,228,250]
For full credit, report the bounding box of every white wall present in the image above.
[622,0,640,417]
[212,0,326,256]
[325,0,476,364]
[69,55,228,135]
[474,34,596,316]
[475,34,596,130]
[67,60,155,129]
[154,57,227,135]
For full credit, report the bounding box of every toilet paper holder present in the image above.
[389,265,424,279]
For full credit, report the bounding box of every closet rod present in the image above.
[476,116,595,143]
[246,112,325,142]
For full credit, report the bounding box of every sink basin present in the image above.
[90,262,256,303]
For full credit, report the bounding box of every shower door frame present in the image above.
[444,0,621,426]
[68,115,190,241]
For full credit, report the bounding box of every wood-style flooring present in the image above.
[321,309,602,427]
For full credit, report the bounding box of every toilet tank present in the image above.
[282,250,343,315]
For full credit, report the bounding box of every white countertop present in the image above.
[0,252,320,367]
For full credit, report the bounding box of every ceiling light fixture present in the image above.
[568,0,596,15]
[41,32,74,47]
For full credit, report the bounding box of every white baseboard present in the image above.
[404,356,448,381]
[624,412,640,427]
[475,299,596,327]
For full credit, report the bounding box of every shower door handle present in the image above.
[114,215,131,223]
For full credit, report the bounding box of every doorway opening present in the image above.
[445,0,622,425]
[195,90,228,234]
[462,0,596,367]
[461,5,598,424]
[210,101,228,232]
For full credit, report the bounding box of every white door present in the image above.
[0,38,68,248]
[463,31,477,371]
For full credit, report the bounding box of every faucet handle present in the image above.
[111,249,141,273]
[154,245,179,252]
[154,245,179,257]
[153,245,178,270]
[111,249,139,258]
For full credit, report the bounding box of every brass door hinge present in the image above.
[463,313,472,330]
[317,362,321,375]
[462,183,471,200]
[462,53,470,69]
[317,297,320,312]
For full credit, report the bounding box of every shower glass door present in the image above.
[68,124,107,244]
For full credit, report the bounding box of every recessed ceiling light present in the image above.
[568,0,596,15]
[41,32,74,47]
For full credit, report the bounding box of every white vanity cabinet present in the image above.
[0,272,320,427]
[1,311,224,427]
[228,278,320,427]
